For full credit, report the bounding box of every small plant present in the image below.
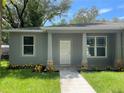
[47,62,56,72]
[81,65,88,71]
[8,64,35,69]
[32,64,46,72]
[92,66,99,71]
[105,66,112,71]
[115,61,124,71]
[81,63,88,71]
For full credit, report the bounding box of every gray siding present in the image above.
[87,33,116,68]
[52,33,82,66]
[9,32,117,68]
[122,32,124,64]
[9,32,48,65]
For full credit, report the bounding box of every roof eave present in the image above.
[2,29,45,33]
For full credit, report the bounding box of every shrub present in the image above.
[115,61,124,71]
[32,64,46,72]
[105,66,112,71]
[8,64,35,69]
[81,63,88,71]
[81,65,88,71]
[47,62,56,72]
[91,66,99,71]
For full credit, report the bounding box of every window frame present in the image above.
[87,36,107,58]
[22,35,35,56]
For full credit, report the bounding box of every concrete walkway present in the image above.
[60,69,96,93]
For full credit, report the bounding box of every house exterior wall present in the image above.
[87,33,116,68]
[52,33,115,68]
[52,33,82,66]
[9,32,116,68]
[9,32,48,65]
[122,32,124,64]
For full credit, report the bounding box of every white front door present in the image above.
[60,40,71,65]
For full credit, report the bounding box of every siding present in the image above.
[9,32,116,68]
[87,33,116,68]
[122,32,124,64]
[9,32,48,65]
[52,33,82,66]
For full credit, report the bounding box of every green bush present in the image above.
[105,66,112,71]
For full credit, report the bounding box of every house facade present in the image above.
[3,23,124,69]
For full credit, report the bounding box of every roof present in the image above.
[43,22,124,30]
[2,22,124,33]
[48,22,124,27]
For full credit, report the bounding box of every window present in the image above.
[87,36,107,58]
[22,36,35,56]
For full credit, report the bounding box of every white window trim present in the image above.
[22,35,35,56]
[87,36,107,58]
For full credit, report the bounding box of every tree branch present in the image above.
[21,0,28,17]
[5,5,16,28]
[2,17,10,24]
[10,0,28,27]
[10,0,20,18]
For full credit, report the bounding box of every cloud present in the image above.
[118,5,124,9]
[118,16,124,20]
[99,8,112,14]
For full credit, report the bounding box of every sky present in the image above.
[46,0,124,26]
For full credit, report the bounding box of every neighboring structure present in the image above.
[3,22,124,69]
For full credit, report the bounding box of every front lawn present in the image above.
[82,71,124,93]
[0,61,60,93]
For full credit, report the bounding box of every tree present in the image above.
[0,0,6,64]
[70,7,98,24]
[3,0,71,28]
[112,17,120,22]
[0,0,4,60]
[52,18,67,26]
[96,18,108,22]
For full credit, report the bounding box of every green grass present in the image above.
[82,71,124,93]
[0,61,60,93]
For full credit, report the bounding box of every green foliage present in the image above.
[70,7,98,24]
[2,0,6,8]
[1,32,9,44]
[52,18,67,26]
[3,0,71,28]
[0,60,9,67]
[91,66,99,71]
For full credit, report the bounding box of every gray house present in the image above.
[3,22,124,69]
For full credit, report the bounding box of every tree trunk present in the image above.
[0,0,2,65]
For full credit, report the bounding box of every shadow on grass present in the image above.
[0,67,59,79]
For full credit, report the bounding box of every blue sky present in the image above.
[46,0,124,25]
